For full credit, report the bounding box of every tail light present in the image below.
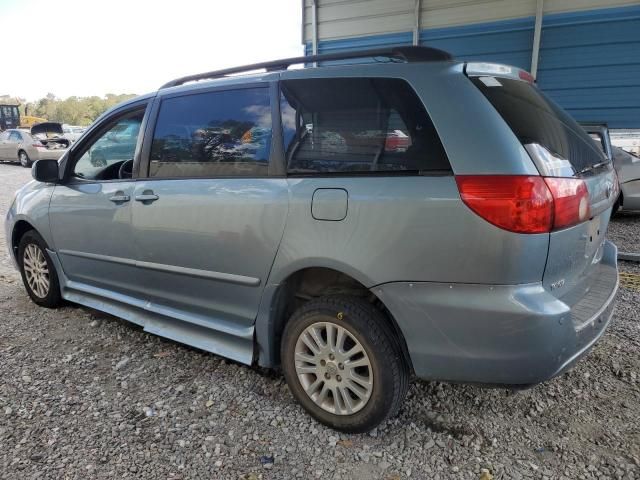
[456,176,553,233]
[32,142,45,148]
[456,175,590,234]
[543,178,590,229]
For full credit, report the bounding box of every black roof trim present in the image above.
[160,46,453,89]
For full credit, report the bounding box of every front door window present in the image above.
[72,111,144,181]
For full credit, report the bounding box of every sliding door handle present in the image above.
[135,193,159,203]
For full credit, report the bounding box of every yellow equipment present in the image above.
[20,115,49,128]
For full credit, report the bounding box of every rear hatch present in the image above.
[466,64,618,315]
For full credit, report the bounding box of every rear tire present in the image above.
[18,230,62,308]
[281,296,409,433]
[18,150,31,168]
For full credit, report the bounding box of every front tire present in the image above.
[18,230,62,308]
[18,150,31,168]
[281,296,409,433]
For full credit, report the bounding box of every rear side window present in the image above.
[150,88,272,178]
[470,77,606,174]
[280,78,449,174]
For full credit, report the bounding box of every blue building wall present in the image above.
[537,5,640,128]
[307,4,640,128]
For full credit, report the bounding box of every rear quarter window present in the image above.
[280,77,450,175]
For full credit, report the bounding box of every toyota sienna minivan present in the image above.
[5,47,619,432]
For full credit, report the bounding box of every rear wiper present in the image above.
[577,160,610,176]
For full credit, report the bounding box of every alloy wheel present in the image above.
[294,321,373,415]
[23,244,50,298]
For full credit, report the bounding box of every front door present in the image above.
[49,105,148,297]
[132,86,288,330]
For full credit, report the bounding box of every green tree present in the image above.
[28,93,137,125]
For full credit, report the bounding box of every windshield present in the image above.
[470,76,608,174]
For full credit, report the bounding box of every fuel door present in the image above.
[311,188,348,221]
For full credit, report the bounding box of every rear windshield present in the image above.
[470,76,607,173]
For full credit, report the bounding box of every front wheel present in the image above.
[18,230,62,308]
[18,150,31,168]
[281,296,409,433]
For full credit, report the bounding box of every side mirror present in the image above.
[32,159,59,183]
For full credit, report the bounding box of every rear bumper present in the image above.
[374,240,618,385]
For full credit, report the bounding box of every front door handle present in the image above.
[109,193,130,203]
[135,191,159,203]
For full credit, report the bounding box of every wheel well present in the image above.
[267,267,413,371]
[11,220,34,256]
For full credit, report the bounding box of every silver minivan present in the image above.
[5,47,619,432]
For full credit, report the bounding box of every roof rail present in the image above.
[160,46,453,89]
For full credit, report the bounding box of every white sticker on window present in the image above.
[479,76,502,87]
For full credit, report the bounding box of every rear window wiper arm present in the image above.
[577,160,610,176]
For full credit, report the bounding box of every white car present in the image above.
[62,125,86,143]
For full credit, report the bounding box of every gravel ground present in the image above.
[608,210,640,255]
[1,163,639,479]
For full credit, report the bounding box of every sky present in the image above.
[1,0,303,101]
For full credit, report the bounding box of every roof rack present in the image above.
[160,46,453,89]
